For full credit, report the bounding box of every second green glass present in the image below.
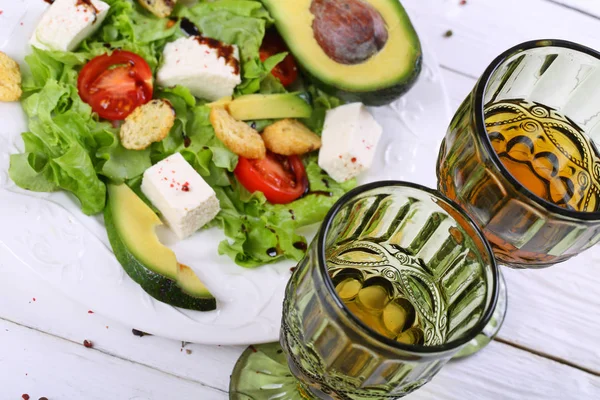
[230,182,499,399]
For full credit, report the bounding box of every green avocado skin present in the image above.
[309,54,423,106]
[261,0,423,106]
[104,204,217,312]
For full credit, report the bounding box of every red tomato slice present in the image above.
[234,152,308,204]
[78,50,153,120]
[259,30,298,87]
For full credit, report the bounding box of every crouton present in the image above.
[120,99,175,150]
[137,0,176,18]
[0,52,22,102]
[209,107,266,159]
[262,119,321,156]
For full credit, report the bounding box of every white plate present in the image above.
[0,0,451,345]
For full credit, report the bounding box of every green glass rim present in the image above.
[316,180,500,355]
[473,38,600,221]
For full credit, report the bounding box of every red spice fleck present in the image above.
[172,170,175,173]
[0,11,3,15]
[22,395,29,400]
[20,22,24,26]
[290,267,297,272]
[83,340,93,348]
[460,0,467,4]
[203,64,207,68]
[181,183,190,192]
[351,157,357,163]
[170,184,174,188]
[163,177,168,181]
[32,298,36,302]
[87,310,94,314]
[338,155,342,159]
[249,345,258,353]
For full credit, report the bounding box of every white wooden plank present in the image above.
[404,0,600,80]
[501,252,600,374]
[440,67,476,111]
[0,249,241,393]
[417,341,600,400]
[2,247,600,399]
[2,309,600,400]
[0,319,226,400]
[548,0,600,18]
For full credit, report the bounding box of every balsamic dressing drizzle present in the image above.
[266,247,278,257]
[180,17,201,37]
[293,242,307,251]
[179,17,240,75]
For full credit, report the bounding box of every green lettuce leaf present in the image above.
[215,155,356,268]
[302,85,343,134]
[11,0,351,267]
[12,46,153,213]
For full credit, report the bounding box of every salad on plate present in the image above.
[1,0,422,312]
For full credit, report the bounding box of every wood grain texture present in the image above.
[419,340,600,399]
[403,0,600,79]
[2,246,600,399]
[0,320,226,400]
[545,0,600,18]
[501,252,600,375]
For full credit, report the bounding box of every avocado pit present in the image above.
[310,0,389,65]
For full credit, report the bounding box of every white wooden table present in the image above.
[3,0,600,399]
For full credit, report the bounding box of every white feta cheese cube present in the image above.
[157,36,242,101]
[141,153,220,240]
[318,103,383,183]
[30,0,110,52]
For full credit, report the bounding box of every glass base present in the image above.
[452,270,508,359]
[229,272,508,397]
[229,342,310,400]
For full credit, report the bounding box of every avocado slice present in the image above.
[210,93,312,120]
[261,0,422,106]
[105,184,216,311]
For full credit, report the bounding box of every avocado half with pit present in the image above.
[104,183,216,311]
[262,0,422,106]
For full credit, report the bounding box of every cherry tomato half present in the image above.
[259,30,299,87]
[234,152,308,204]
[77,50,153,120]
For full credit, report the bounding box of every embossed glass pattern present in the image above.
[280,182,498,399]
[437,40,600,268]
